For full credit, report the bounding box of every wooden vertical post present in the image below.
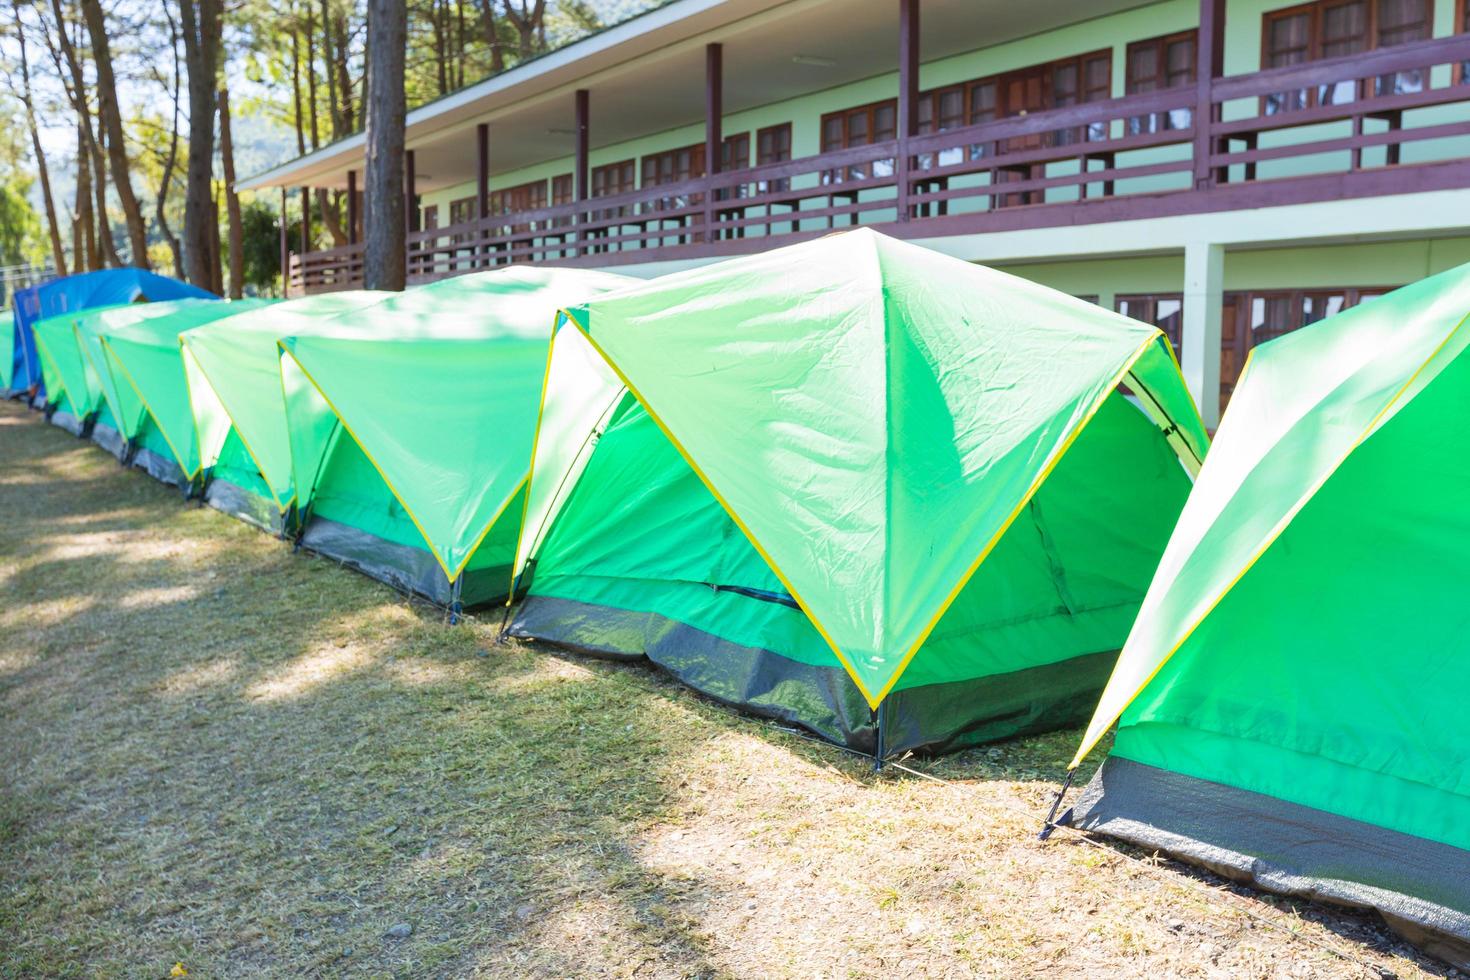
[1193,0,1226,189]
[299,186,309,258]
[279,187,289,297]
[346,170,359,245]
[404,149,417,278]
[477,122,490,266]
[897,0,920,221]
[574,89,589,255]
[405,149,419,232]
[705,43,722,241]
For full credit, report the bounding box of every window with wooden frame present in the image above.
[641,143,707,217]
[1115,294,1184,353]
[820,99,897,182]
[756,123,792,193]
[1219,286,1386,409]
[715,132,751,202]
[590,159,635,221]
[550,174,574,228]
[1125,31,1198,133]
[1261,0,1432,114]
[1459,0,1470,81]
[448,195,476,244]
[488,179,547,235]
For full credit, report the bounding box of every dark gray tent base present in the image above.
[1065,756,1470,969]
[204,479,285,534]
[297,516,508,609]
[131,447,189,488]
[509,594,1116,758]
[91,422,127,460]
[48,408,85,436]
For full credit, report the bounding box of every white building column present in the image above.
[1181,241,1224,429]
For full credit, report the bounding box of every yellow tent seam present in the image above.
[871,332,1165,708]
[179,336,290,513]
[1068,309,1470,769]
[279,343,460,585]
[506,309,571,603]
[99,335,202,480]
[568,318,882,708]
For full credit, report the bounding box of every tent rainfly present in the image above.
[1060,263,1470,969]
[180,291,393,531]
[278,266,633,609]
[509,230,1209,758]
[33,302,218,455]
[98,299,275,487]
[7,269,215,402]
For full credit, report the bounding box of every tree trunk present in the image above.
[91,128,122,268]
[478,0,503,73]
[156,2,186,280]
[208,186,223,295]
[179,0,222,289]
[79,0,149,267]
[290,20,306,155]
[49,0,121,266]
[75,122,98,271]
[503,0,545,61]
[320,0,340,136]
[13,3,67,276]
[305,5,319,150]
[455,0,466,89]
[218,87,244,299]
[329,10,354,132]
[432,0,448,95]
[363,0,406,291]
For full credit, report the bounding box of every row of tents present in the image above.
[5,232,1467,969]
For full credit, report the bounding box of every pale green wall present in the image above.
[997,237,1470,310]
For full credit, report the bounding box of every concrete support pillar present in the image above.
[1181,241,1224,428]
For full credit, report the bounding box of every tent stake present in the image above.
[448,575,464,626]
[1037,769,1076,841]
[872,704,884,773]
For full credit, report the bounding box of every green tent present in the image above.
[1062,264,1470,969]
[99,299,274,487]
[31,310,94,436]
[509,230,1209,757]
[33,303,195,456]
[279,267,633,608]
[180,291,392,531]
[0,307,13,394]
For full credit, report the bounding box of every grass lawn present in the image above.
[0,398,1449,979]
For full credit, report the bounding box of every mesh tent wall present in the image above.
[1061,263,1470,969]
[280,267,634,608]
[8,270,215,400]
[99,299,274,487]
[509,230,1209,758]
[180,291,393,532]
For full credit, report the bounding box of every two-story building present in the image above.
[239,0,1470,426]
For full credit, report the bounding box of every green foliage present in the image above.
[0,176,45,269]
[239,199,283,294]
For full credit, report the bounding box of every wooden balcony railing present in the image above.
[288,33,1470,294]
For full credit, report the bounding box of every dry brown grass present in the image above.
[0,399,1454,979]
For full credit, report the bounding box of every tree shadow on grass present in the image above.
[0,401,1452,980]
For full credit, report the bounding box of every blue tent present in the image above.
[5,269,215,402]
